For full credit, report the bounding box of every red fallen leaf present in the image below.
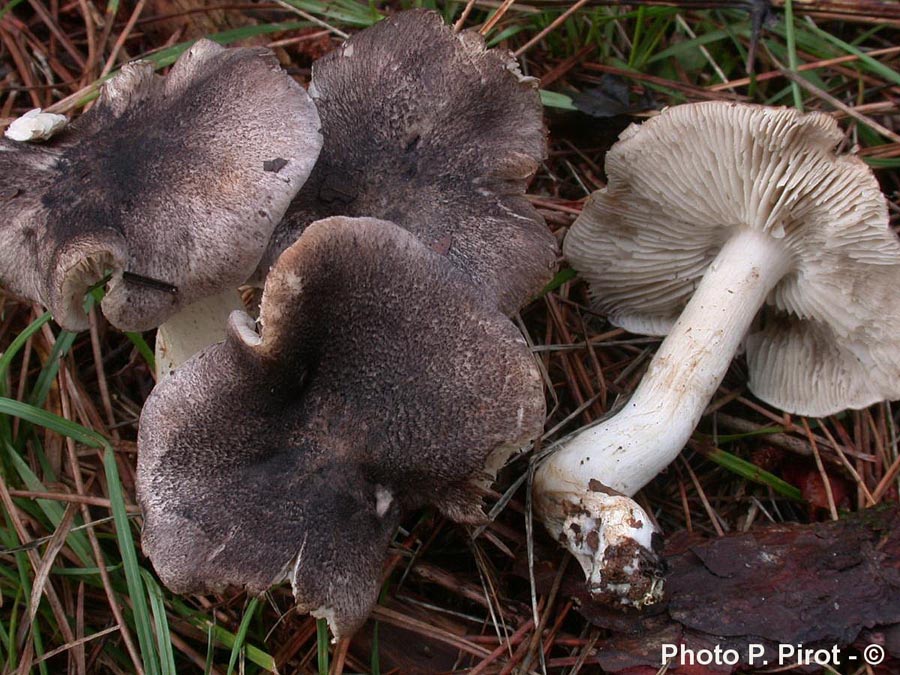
[782,462,851,516]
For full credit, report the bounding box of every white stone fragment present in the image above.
[4,108,67,142]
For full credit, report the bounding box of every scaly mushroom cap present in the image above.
[0,39,322,331]
[565,102,900,416]
[256,9,557,314]
[138,216,545,638]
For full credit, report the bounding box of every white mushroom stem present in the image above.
[535,226,792,604]
[154,289,244,380]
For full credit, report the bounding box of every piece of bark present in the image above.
[526,507,900,673]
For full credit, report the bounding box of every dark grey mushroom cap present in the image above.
[138,216,545,637]
[565,102,900,416]
[0,39,321,331]
[256,9,557,315]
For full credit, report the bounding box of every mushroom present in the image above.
[534,101,900,605]
[0,39,321,332]
[254,9,558,315]
[138,216,545,638]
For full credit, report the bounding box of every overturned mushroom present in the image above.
[138,216,545,638]
[255,9,558,315]
[0,39,321,332]
[535,102,900,605]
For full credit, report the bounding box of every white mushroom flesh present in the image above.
[154,288,244,380]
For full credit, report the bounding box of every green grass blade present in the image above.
[4,444,93,565]
[370,619,381,675]
[5,543,49,675]
[804,20,900,88]
[783,0,804,110]
[204,622,276,672]
[711,428,784,442]
[0,598,9,658]
[30,611,49,675]
[279,0,381,27]
[645,26,734,65]
[226,597,260,675]
[704,446,804,501]
[51,563,123,576]
[204,622,215,675]
[865,157,900,169]
[142,570,177,675]
[763,82,797,107]
[104,446,161,675]
[67,21,310,108]
[317,618,330,675]
[171,597,276,673]
[1,535,25,670]
[539,268,577,297]
[125,332,156,372]
[540,90,576,110]
[0,398,107,448]
[27,330,78,409]
[146,21,310,67]
[0,312,52,395]
[487,24,528,47]
[628,5,646,68]
[0,0,26,20]
[370,583,389,675]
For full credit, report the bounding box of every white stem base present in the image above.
[559,489,663,607]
